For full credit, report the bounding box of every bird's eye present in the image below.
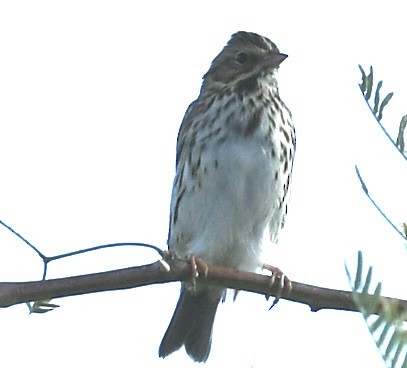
[236,52,248,64]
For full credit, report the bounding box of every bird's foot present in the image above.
[185,254,209,292]
[262,263,292,309]
[158,250,174,272]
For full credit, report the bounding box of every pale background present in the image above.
[0,1,406,367]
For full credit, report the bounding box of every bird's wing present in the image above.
[167,98,202,247]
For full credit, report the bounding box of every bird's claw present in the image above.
[158,250,174,272]
[185,254,208,292]
[263,263,292,309]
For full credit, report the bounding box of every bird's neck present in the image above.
[200,71,279,99]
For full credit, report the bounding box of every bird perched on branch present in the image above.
[159,31,296,363]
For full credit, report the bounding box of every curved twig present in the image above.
[355,166,406,241]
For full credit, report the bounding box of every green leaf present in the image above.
[385,332,400,364]
[396,115,407,154]
[370,316,384,332]
[392,341,405,368]
[365,66,374,100]
[354,250,363,289]
[362,266,373,294]
[373,282,382,297]
[378,322,392,349]
[374,80,383,115]
[359,64,367,92]
[378,92,394,121]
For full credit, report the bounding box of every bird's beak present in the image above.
[263,51,288,68]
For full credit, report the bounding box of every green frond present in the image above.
[359,65,393,122]
[347,251,407,368]
[358,65,406,161]
[396,116,407,154]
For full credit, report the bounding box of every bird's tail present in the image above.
[159,287,222,362]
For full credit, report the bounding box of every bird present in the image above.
[159,31,296,363]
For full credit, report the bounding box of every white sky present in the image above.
[0,1,406,367]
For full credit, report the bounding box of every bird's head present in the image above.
[201,31,287,94]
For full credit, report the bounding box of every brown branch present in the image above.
[0,255,406,319]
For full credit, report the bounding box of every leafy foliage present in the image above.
[346,252,407,368]
[359,65,393,121]
[354,66,407,367]
[357,66,407,244]
[359,65,406,159]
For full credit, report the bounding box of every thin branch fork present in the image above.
[0,256,405,319]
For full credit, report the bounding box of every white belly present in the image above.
[169,136,284,273]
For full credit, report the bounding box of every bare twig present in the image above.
[355,166,406,241]
[0,256,406,319]
[0,218,163,280]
